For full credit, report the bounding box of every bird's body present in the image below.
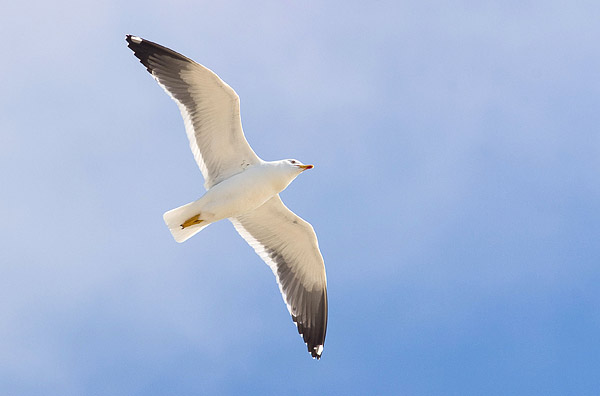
[164,160,312,243]
[126,35,328,359]
[190,162,290,221]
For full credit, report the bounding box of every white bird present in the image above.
[126,35,327,359]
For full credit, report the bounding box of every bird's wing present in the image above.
[126,35,261,189]
[230,195,328,359]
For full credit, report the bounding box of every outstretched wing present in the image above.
[230,195,328,359]
[126,35,261,189]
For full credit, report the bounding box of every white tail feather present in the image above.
[163,200,211,243]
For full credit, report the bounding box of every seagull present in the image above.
[126,35,327,359]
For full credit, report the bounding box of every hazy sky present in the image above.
[2,1,599,394]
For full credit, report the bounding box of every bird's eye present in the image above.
[290,160,296,164]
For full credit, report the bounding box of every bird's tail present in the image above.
[163,200,211,243]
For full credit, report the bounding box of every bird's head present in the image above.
[283,159,314,173]
[268,159,314,191]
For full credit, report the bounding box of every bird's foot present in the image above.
[181,214,203,229]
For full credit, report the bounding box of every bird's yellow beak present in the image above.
[298,164,314,171]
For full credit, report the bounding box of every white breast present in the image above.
[197,165,285,221]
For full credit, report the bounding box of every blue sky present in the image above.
[2,0,599,394]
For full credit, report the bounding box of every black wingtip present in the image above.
[125,34,141,46]
[125,34,196,73]
[125,35,154,73]
[290,286,327,360]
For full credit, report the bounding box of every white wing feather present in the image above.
[126,35,261,189]
[231,195,328,358]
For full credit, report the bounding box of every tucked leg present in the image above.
[181,214,203,229]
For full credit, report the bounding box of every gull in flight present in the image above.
[126,35,327,359]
